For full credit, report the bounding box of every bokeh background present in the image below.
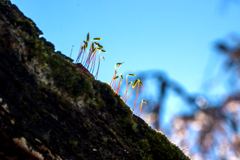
[11,0,240,159]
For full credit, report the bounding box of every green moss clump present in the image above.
[15,18,39,36]
[145,130,189,160]
[136,139,153,160]
[70,140,78,148]
[77,153,86,160]
[131,119,138,132]
[16,21,95,100]
[47,52,94,99]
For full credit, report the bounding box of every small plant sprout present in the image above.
[93,42,106,79]
[73,32,106,79]
[122,74,136,101]
[132,79,143,111]
[113,74,123,94]
[128,79,143,121]
[137,99,147,119]
[74,34,88,67]
[123,81,133,102]
[124,79,143,104]
[110,62,124,90]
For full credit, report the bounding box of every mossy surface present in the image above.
[0,1,190,159]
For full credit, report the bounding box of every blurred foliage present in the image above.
[123,2,240,159]
[126,34,240,160]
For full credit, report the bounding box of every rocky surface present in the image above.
[0,1,190,159]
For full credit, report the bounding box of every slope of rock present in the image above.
[0,1,190,159]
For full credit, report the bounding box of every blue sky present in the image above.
[11,0,240,123]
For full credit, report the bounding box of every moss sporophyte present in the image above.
[110,62,124,90]
[123,74,136,103]
[137,99,147,120]
[110,63,147,119]
[70,32,106,80]
[69,33,147,118]
[112,73,123,94]
[131,79,143,111]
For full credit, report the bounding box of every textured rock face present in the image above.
[0,1,190,160]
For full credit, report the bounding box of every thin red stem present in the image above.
[133,83,139,111]
[89,51,96,74]
[95,53,101,79]
[84,52,92,69]
[123,83,132,101]
[110,71,117,87]
[80,48,86,64]
[116,78,122,94]
[125,87,135,103]
[75,42,83,64]
[126,76,128,93]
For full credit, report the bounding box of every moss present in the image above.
[46,53,94,99]
[144,130,189,160]
[0,1,191,159]
[102,136,108,143]
[92,81,189,159]
[12,10,190,158]
[15,18,37,36]
[131,119,138,132]
[31,114,41,124]
[77,153,85,160]
[84,95,90,104]
[42,134,50,143]
[136,139,153,160]
[13,7,96,101]
[70,140,78,148]
[88,97,98,108]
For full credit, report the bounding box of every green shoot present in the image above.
[132,79,143,111]
[72,32,106,79]
[123,74,136,102]
[128,79,143,121]
[74,42,84,65]
[74,33,89,69]
[114,74,123,94]
[110,62,124,90]
[124,83,135,103]
[94,43,106,79]
[137,99,147,119]
[124,78,143,103]
[123,81,133,102]
[87,44,97,74]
